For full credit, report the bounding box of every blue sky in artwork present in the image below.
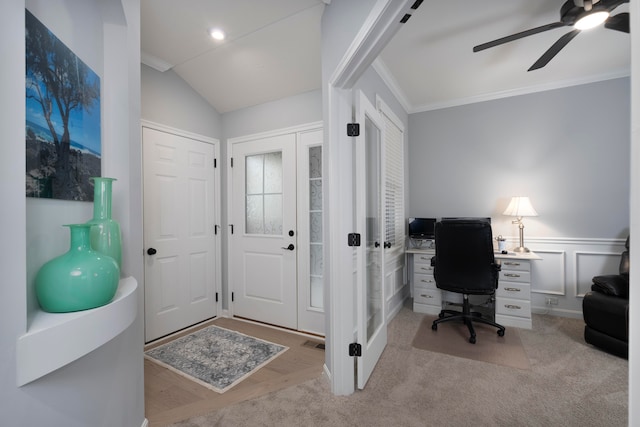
[26,70,101,156]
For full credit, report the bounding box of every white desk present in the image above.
[407,248,541,329]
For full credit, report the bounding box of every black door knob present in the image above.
[384,241,392,249]
[147,247,157,255]
[281,244,295,251]
[289,230,295,237]
[374,242,380,248]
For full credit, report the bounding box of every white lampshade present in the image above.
[503,196,538,218]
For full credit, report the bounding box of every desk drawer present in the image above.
[414,272,436,288]
[414,287,442,306]
[498,260,530,272]
[414,262,434,275]
[496,297,531,319]
[414,253,434,264]
[496,282,531,300]
[499,270,530,283]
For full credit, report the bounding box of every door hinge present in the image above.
[348,233,361,247]
[214,158,217,168]
[347,123,360,137]
[214,224,219,235]
[215,292,219,302]
[229,224,234,234]
[349,343,362,357]
[230,157,234,167]
[232,292,234,302]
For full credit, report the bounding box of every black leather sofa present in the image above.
[582,236,629,359]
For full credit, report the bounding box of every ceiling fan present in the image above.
[473,0,630,71]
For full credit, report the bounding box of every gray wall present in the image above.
[3,1,145,426]
[142,64,222,138]
[408,77,630,240]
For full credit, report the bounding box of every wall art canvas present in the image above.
[25,9,101,201]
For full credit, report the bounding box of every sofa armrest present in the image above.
[591,274,629,299]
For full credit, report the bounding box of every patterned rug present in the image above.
[145,325,288,393]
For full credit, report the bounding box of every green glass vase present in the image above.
[87,177,122,269]
[35,224,120,313]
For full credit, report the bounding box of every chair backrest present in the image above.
[620,236,630,277]
[433,219,499,295]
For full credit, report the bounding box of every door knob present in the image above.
[374,242,380,248]
[281,244,295,251]
[147,247,157,255]
[384,241,392,249]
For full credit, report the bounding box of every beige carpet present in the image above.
[170,304,628,427]
[412,315,531,370]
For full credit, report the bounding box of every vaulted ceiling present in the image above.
[141,0,630,114]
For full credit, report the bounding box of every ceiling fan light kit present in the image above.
[473,0,629,71]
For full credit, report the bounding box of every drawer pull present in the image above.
[421,279,434,283]
[420,267,433,271]
[420,294,433,299]
[503,262,521,266]
[504,273,521,278]
[504,304,521,310]
[503,287,521,292]
[419,256,430,261]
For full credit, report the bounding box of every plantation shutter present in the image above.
[381,104,405,255]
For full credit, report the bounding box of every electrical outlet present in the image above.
[545,297,559,306]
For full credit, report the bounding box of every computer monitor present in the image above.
[440,217,491,224]
[408,218,436,239]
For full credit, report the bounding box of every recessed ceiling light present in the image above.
[209,28,225,41]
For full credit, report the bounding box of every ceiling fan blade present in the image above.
[528,29,581,71]
[473,22,566,52]
[605,12,629,33]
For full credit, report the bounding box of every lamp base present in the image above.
[513,246,531,253]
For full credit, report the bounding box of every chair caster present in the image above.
[431,323,438,331]
[497,329,505,337]
[469,335,476,344]
[438,312,445,319]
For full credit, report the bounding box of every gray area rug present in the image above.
[145,325,288,393]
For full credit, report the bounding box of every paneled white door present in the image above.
[355,91,387,389]
[230,134,298,329]
[143,126,219,342]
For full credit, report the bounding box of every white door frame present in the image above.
[226,122,324,323]
[324,0,414,395]
[141,120,222,334]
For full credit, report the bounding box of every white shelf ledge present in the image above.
[16,276,138,386]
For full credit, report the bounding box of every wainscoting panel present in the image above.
[513,237,627,318]
[574,251,622,297]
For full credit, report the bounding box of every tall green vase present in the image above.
[87,177,122,269]
[35,224,120,313]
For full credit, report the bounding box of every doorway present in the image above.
[228,123,324,334]
[142,123,221,342]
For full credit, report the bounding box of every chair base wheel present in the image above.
[469,336,476,344]
[497,329,505,337]
[431,323,437,331]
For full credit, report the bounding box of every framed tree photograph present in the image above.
[25,9,101,201]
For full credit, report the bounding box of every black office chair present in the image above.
[430,219,505,344]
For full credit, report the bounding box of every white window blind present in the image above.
[380,105,404,254]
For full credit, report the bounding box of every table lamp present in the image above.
[503,196,538,253]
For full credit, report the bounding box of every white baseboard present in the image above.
[141,418,149,427]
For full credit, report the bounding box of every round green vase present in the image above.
[35,224,120,313]
[87,177,122,269]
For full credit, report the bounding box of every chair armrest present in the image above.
[592,274,629,299]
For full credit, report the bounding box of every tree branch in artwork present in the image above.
[25,11,100,200]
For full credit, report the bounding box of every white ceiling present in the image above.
[141,0,630,114]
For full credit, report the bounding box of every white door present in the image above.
[230,134,298,329]
[355,91,387,389]
[143,126,219,342]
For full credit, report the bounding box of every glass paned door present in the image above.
[245,152,283,235]
[356,91,387,389]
